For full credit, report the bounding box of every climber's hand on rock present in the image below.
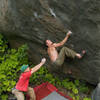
[66,30,72,36]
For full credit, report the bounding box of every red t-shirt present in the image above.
[15,70,31,92]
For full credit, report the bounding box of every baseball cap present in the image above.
[20,64,29,72]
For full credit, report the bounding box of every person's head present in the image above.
[20,64,30,73]
[46,40,53,47]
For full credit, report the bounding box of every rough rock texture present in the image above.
[0,0,100,85]
[91,83,100,100]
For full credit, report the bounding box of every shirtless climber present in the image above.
[46,30,86,66]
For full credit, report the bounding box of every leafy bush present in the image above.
[0,34,8,62]
[0,34,29,100]
[83,97,91,100]
[79,83,89,93]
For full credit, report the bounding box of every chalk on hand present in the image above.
[34,12,38,18]
[68,30,72,34]
[66,30,73,36]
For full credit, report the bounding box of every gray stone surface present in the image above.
[0,0,100,85]
[91,83,100,100]
[42,91,68,100]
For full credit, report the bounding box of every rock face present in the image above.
[91,83,100,100]
[0,0,100,85]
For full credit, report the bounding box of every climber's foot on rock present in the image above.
[80,50,86,58]
[76,50,86,59]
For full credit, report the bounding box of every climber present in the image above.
[12,58,46,100]
[46,30,86,66]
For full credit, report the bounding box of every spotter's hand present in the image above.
[66,30,72,36]
[41,58,46,64]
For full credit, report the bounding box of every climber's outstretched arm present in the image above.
[31,58,46,74]
[53,30,72,48]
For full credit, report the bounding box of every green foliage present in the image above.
[74,80,80,86]
[0,34,8,53]
[83,97,91,100]
[76,95,80,100]
[1,95,8,100]
[0,34,29,100]
[79,83,89,93]
[0,34,8,62]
